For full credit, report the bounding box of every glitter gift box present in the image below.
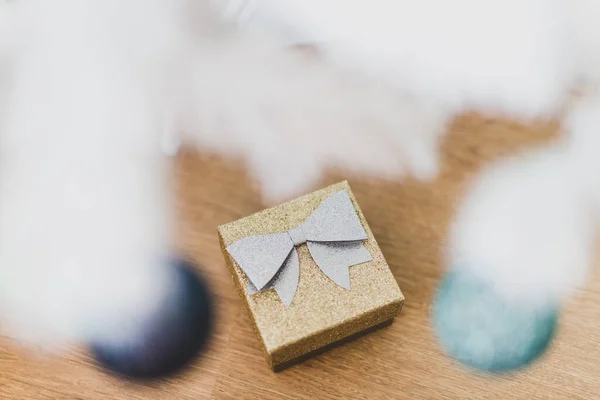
[218,181,404,371]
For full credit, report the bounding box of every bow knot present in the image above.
[287,226,307,246]
[226,190,372,307]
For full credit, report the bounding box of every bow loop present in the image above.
[302,191,368,243]
[226,232,294,291]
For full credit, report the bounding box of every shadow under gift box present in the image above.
[218,181,404,371]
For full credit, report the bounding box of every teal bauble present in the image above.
[432,268,558,373]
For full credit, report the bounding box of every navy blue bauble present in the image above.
[91,258,214,380]
[432,268,558,373]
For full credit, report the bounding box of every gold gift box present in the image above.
[218,181,404,371]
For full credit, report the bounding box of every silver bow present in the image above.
[226,190,372,307]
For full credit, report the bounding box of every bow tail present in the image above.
[308,241,372,289]
[247,249,300,307]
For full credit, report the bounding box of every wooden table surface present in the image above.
[2,114,600,399]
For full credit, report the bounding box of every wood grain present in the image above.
[1,114,600,399]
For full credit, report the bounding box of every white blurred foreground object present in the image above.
[431,100,600,372]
